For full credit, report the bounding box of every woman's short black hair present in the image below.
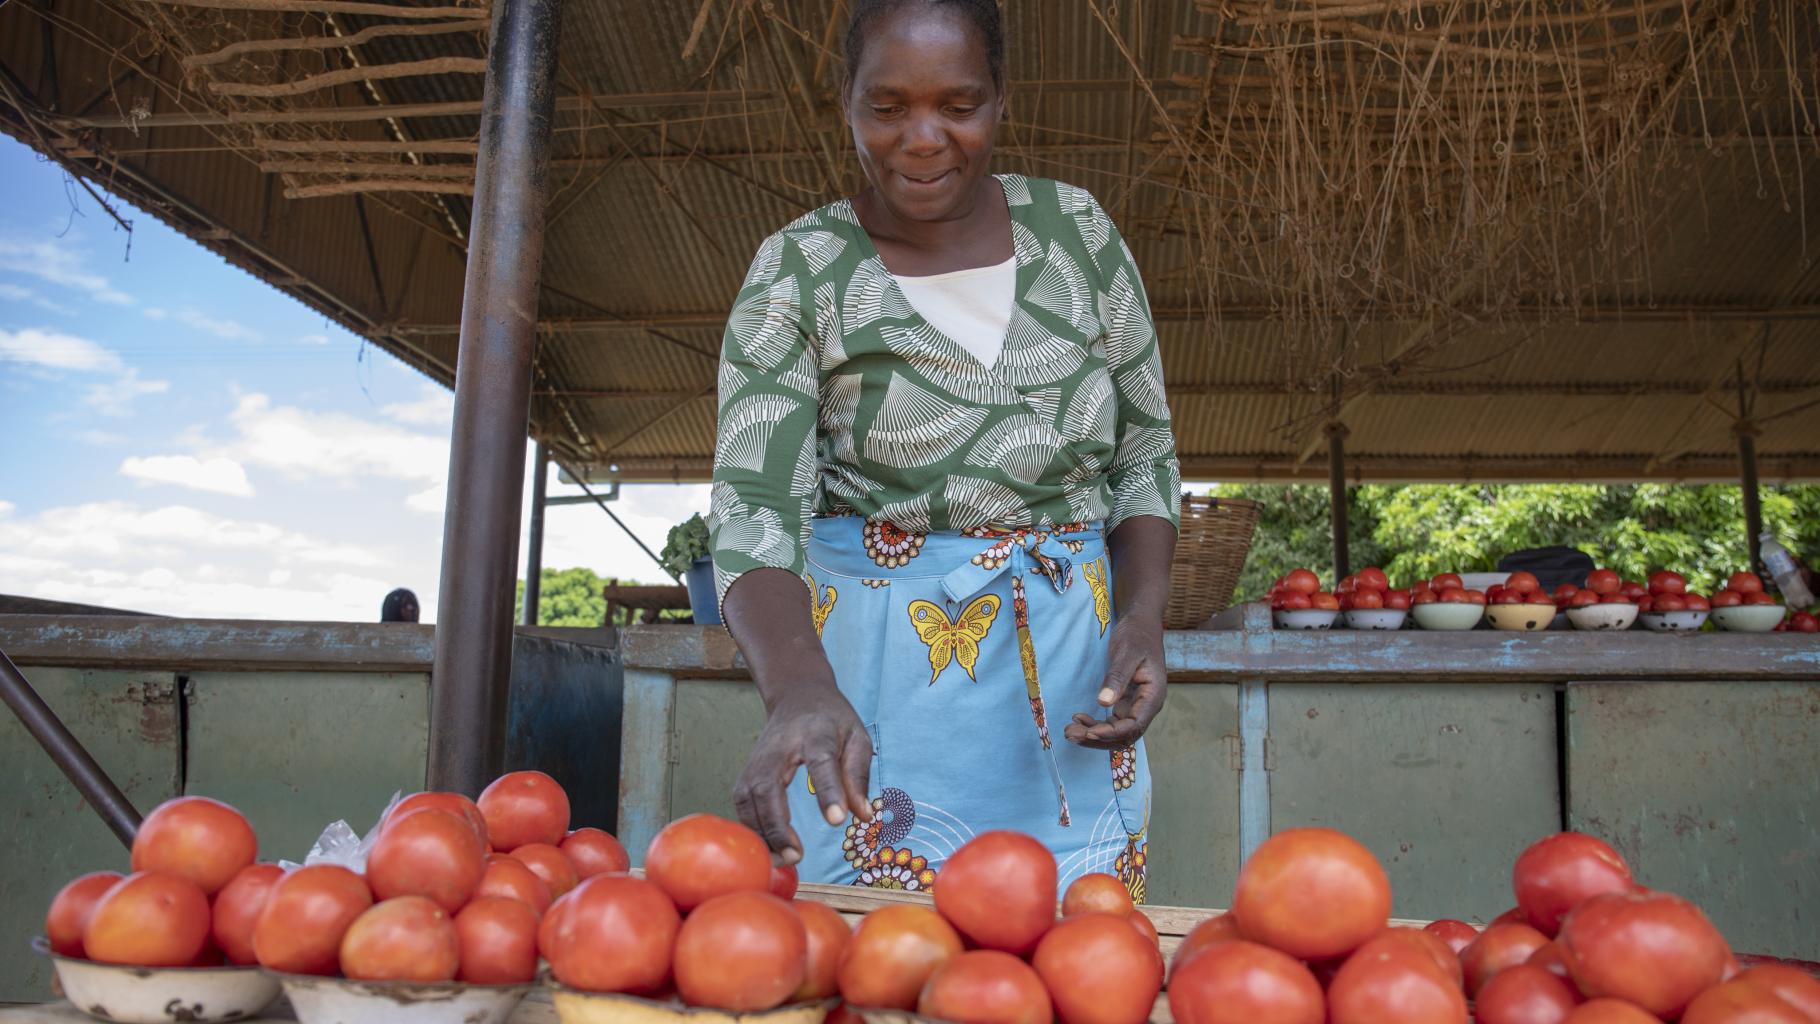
[843,0,1005,90]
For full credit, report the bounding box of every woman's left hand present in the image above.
[1064,613,1167,749]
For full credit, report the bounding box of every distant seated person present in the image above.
[1497,546,1596,595]
[381,588,420,623]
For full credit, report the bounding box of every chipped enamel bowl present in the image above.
[34,938,280,1024]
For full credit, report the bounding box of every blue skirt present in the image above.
[787,517,1153,902]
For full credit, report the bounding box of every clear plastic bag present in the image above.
[278,791,402,872]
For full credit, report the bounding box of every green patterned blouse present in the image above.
[708,174,1181,607]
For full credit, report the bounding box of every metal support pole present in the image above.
[429,0,566,795]
[0,648,141,848]
[1738,423,1763,573]
[1326,421,1351,582]
[523,441,549,626]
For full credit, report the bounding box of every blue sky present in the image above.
[0,135,707,622]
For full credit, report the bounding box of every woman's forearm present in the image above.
[1106,514,1176,624]
[721,568,840,712]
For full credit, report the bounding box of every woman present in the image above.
[709,0,1180,897]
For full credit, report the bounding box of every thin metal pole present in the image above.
[0,648,141,848]
[1327,421,1351,581]
[523,441,549,626]
[558,463,681,582]
[428,0,566,796]
[1739,425,1763,573]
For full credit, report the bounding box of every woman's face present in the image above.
[844,5,1003,223]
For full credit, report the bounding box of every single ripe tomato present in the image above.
[674,891,807,1011]
[1327,935,1468,1024]
[1558,890,1730,1019]
[1311,592,1341,612]
[211,863,284,965]
[1412,589,1439,605]
[477,770,571,851]
[920,950,1054,1024]
[510,843,579,899]
[1434,573,1465,591]
[1728,572,1766,594]
[366,807,486,913]
[561,828,631,879]
[1507,572,1542,595]
[1168,939,1323,1024]
[46,871,124,958]
[131,796,257,897]
[539,873,680,995]
[1352,588,1386,610]
[1233,828,1390,961]
[1491,906,1529,927]
[838,904,963,1010]
[1554,584,1581,603]
[1601,592,1634,605]
[474,854,553,914]
[1680,979,1809,1024]
[1711,589,1744,607]
[1791,612,1820,633]
[251,864,373,976]
[388,792,489,844]
[1466,589,1490,605]
[1172,913,1243,982]
[646,814,773,912]
[454,896,540,985]
[1129,910,1159,948]
[1585,570,1620,595]
[1683,593,1711,612]
[792,899,851,1001]
[1441,587,1471,603]
[1562,998,1663,1023]
[1653,593,1688,612]
[1385,590,1412,610]
[1033,913,1163,1024]
[1571,591,1602,608]
[1463,922,1551,997]
[1477,963,1582,1024]
[1281,592,1314,611]
[1619,581,1648,600]
[1423,919,1479,955]
[1357,568,1390,592]
[1513,832,1634,937]
[82,872,211,967]
[1375,927,1464,989]
[1063,873,1134,918]
[1528,941,1572,980]
[339,896,459,982]
[1736,965,1820,1019]
[1285,569,1320,594]
[1744,591,1782,606]
[1646,571,1687,596]
[935,832,1056,955]
[770,863,799,901]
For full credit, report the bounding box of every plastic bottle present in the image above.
[1760,532,1815,609]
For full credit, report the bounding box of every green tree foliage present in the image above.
[1215,483,1820,600]
[514,567,612,627]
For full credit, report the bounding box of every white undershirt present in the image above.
[892,255,1016,369]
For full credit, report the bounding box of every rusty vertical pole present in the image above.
[523,441,549,626]
[1738,424,1763,573]
[429,0,565,795]
[1327,421,1351,582]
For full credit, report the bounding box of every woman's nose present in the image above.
[901,113,948,155]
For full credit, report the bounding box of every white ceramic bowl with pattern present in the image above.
[34,938,280,1024]
[1567,604,1639,631]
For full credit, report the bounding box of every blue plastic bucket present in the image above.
[683,556,720,625]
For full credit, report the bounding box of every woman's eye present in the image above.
[947,106,979,117]
[871,106,903,118]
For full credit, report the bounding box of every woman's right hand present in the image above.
[733,687,875,865]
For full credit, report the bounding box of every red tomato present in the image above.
[1584,570,1620,595]
[388,792,489,844]
[338,896,458,982]
[1570,591,1602,608]
[1172,913,1244,982]
[792,900,851,1001]
[1327,935,1468,1024]
[1528,941,1572,980]
[1794,613,1820,633]
[252,864,373,976]
[1466,589,1490,605]
[1312,593,1341,612]
[1376,927,1464,989]
[933,832,1056,956]
[837,904,963,1010]
[1728,572,1766,594]
[1477,963,1582,1024]
[1281,592,1314,611]
[1744,591,1782,606]
[1491,906,1529,927]
[645,813,771,913]
[1653,593,1688,612]
[474,855,553,914]
[1032,913,1163,1024]
[1358,568,1390,592]
[1600,592,1634,605]
[1129,910,1159,948]
[1735,964,1820,1020]
[1646,572,1686,596]
[561,828,631,879]
[1063,873,1135,918]
[1554,584,1581,603]
[1352,589,1386,610]
[454,896,539,985]
[1412,579,1434,594]
[1683,594,1711,612]
[1513,832,1634,937]
[1434,573,1465,591]
[510,843,579,900]
[769,863,800,901]
[674,891,807,1011]
[1507,572,1543,595]
[919,950,1054,1024]
[1635,595,1657,613]
[1168,939,1323,1024]
[1285,569,1321,595]
[1562,999,1663,1023]
[130,797,257,897]
[540,873,680,995]
[82,872,211,968]
[1413,589,1440,605]
[1233,828,1390,961]
[1423,919,1479,955]
[1337,575,1358,595]
[190,938,225,968]
[1558,890,1730,1019]
[211,863,284,966]
[1463,922,1551,997]
[477,770,571,851]
[45,871,123,958]
[1680,979,1809,1024]
[1619,581,1648,600]
[367,807,487,913]
[1386,590,1412,610]
[1711,589,1743,607]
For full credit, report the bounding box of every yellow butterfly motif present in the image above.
[1084,558,1112,636]
[906,595,1001,684]
[806,573,838,638]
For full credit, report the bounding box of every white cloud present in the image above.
[223,393,447,487]
[85,368,170,414]
[0,326,170,415]
[120,454,256,497]
[406,483,445,514]
[74,429,129,445]
[174,308,261,343]
[298,333,331,346]
[142,307,169,320]
[382,383,455,428]
[0,236,133,305]
[0,282,72,314]
[0,500,13,516]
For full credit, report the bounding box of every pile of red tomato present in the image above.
[45,770,627,985]
[1267,566,1419,612]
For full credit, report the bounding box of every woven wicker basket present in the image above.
[1163,495,1262,630]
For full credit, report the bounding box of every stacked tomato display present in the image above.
[1408,572,1489,607]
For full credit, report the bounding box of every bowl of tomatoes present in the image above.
[1633,572,1711,632]
[1268,568,1343,629]
[1336,567,1409,630]
[33,937,281,1024]
[1482,573,1558,631]
[1709,572,1786,632]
